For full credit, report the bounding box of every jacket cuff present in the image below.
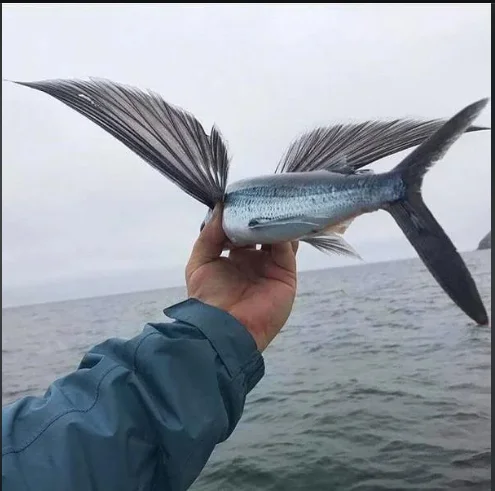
[163,298,264,392]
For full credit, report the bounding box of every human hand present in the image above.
[186,205,298,352]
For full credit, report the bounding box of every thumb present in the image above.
[186,204,225,274]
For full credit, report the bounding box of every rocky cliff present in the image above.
[477,231,491,250]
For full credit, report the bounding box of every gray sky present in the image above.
[2,4,491,306]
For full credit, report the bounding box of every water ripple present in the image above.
[2,251,491,490]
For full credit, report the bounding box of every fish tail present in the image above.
[387,98,489,325]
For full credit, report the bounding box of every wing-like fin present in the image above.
[276,119,488,174]
[322,155,355,175]
[301,233,362,259]
[12,78,230,208]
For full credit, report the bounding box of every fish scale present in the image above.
[223,172,404,245]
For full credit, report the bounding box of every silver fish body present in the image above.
[10,77,490,325]
[222,171,404,245]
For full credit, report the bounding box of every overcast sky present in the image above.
[2,4,491,306]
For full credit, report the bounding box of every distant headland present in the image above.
[477,231,491,250]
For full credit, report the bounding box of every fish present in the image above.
[9,78,490,325]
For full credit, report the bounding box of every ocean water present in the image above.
[2,251,491,490]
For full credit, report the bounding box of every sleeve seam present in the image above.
[2,332,158,457]
[2,364,120,457]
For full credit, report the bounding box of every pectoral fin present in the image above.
[248,217,320,229]
[10,78,230,209]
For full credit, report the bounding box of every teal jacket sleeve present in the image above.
[2,299,265,491]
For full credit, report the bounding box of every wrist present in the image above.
[164,298,265,391]
[188,296,267,352]
[187,296,264,350]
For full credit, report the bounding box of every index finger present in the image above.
[186,204,226,274]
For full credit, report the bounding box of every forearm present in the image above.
[2,299,264,491]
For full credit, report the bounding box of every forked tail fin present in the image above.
[388,98,489,325]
